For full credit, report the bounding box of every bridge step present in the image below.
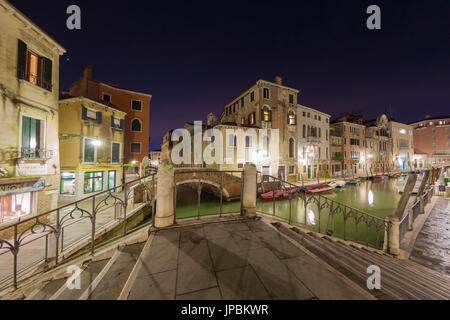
[272,222,450,300]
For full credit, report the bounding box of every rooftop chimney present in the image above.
[84,66,92,79]
[275,76,282,85]
[207,113,215,127]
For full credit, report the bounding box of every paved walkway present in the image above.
[409,198,450,277]
[126,219,371,300]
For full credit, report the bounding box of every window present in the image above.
[318,116,321,121]
[228,134,237,147]
[131,119,142,132]
[314,115,317,120]
[288,111,296,125]
[84,138,97,163]
[108,171,116,189]
[20,115,44,159]
[60,173,75,195]
[82,107,102,124]
[245,136,252,148]
[263,88,270,99]
[326,130,328,141]
[241,117,245,125]
[303,125,306,138]
[16,40,52,91]
[131,100,142,111]
[249,112,255,125]
[289,138,295,158]
[262,107,271,122]
[240,98,244,108]
[303,112,306,117]
[84,172,103,194]
[0,192,35,224]
[289,166,295,174]
[307,112,310,118]
[233,103,236,113]
[111,116,124,130]
[350,138,360,146]
[102,93,111,102]
[318,128,321,138]
[111,143,121,163]
[250,91,255,102]
[263,136,270,156]
[289,94,294,104]
[131,143,141,154]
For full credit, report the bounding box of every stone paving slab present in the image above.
[127,219,372,300]
[409,198,450,276]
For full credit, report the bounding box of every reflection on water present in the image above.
[368,190,374,206]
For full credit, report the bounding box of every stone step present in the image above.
[332,239,450,296]
[86,243,145,300]
[322,237,450,299]
[297,230,420,300]
[49,259,109,300]
[27,278,69,300]
[273,222,450,300]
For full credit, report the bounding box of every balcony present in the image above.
[261,121,272,129]
[18,70,52,92]
[17,148,55,162]
[307,136,321,144]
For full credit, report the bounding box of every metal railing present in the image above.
[0,174,156,290]
[256,173,389,249]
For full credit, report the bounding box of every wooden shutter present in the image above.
[120,119,125,129]
[269,110,272,122]
[96,111,102,124]
[260,109,264,121]
[82,107,88,120]
[17,39,27,79]
[111,116,114,127]
[42,57,52,91]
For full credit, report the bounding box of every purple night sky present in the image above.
[8,0,450,152]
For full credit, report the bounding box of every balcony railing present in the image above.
[18,71,52,92]
[18,148,55,160]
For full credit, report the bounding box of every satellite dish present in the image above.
[142,156,149,168]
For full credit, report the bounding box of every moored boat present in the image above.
[373,174,388,180]
[300,184,334,195]
[330,180,346,189]
[259,187,299,201]
[345,178,360,185]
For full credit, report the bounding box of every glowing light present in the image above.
[91,140,102,146]
[368,190,374,206]
[30,138,36,149]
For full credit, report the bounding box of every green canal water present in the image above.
[175,179,411,249]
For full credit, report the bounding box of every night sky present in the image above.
[8,0,450,152]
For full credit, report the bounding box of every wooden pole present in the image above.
[394,173,417,219]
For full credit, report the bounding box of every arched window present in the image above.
[303,125,306,138]
[288,110,296,125]
[263,136,270,156]
[289,138,295,158]
[261,106,271,122]
[241,117,245,125]
[131,119,142,132]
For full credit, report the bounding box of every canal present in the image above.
[175,178,413,249]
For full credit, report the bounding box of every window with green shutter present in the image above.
[112,143,120,163]
[21,115,42,159]
[84,139,96,163]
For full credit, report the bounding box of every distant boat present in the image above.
[300,184,334,195]
[330,180,346,189]
[373,174,388,180]
[390,172,401,178]
[345,178,360,185]
[259,187,299,201]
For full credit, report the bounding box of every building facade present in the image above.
[58,97,125,201]
[297,105,331,180]
[0,0,65,225]
[410,116,450,165]
[218,77,299,181]
[330,114,367,177]
[364,115,394,174]
[150,150,162,167]
[389,121,414,171]
[68,66,151,167]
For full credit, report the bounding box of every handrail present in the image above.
[0,173,157,290]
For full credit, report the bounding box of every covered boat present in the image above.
[300,184,334,195]
[259,187,299,201]
[330,180,346,189]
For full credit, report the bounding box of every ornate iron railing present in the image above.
[0,174,156,290]
[256,173,390,249]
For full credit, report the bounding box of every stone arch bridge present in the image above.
[174,169,243,201]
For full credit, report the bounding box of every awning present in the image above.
[0,178,45,197]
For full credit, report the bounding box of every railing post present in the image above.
[387,215,400,256]
[288,191,292,225]
[220,172,223,217]
[242,164,257,218]
[123,183,128,235]
[317,195,321,233]
[91,196,96,255]
[13,224,18,289]
[272,176,275,216]
[152,175,156,228]
[155,164,175,228]
[408,208,414,231]
[197,176,201,220]
[419,195,425,214]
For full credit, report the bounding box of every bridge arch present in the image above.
[176,180,231,199]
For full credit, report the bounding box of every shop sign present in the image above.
[0,179,45,197]
[15,163,48,176]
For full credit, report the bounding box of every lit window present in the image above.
[0,192,35,223]
[263,108,270,122]
[288,111,296,125]
[84,139,97,163]
[263,88,270,99]
[84,172,103,194]
[60,173,76,195]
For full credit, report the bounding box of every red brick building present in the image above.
[410,116,450,165]
[69,66,151,165]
